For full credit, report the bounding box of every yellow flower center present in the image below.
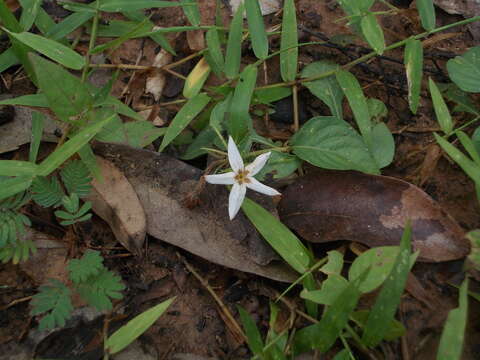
[234,170,251,184]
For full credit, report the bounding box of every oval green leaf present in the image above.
[446,46,480,93]
[429,78,454,135]
[360,13,385,54]
[404,38,423,114]
[224,2,244,79]
[245,0,268,59]
[416,0,436,31]
[280,0,298,82]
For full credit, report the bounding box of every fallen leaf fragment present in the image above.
[92,142,296,282]
[278,170,470,262]
[87,156,147,253]
[146,49,172,101]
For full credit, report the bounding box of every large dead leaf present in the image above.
[88,156,147,253]
[278,170,470,262]
[92,143,296,282]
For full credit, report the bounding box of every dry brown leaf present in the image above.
[146,48,172,101]
[278,170,470,262]
[87,156,147,253]
[92,142,296,282]
[186,30,205,51]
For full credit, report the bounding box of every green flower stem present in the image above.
[81,10,99,82]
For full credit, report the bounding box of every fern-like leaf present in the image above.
[31,176,64,207]
[0,238,36,264]
[60,160,92,198]
[0,210,31,247]
[76,269,125,311]
[68,250,104,283]
[31,279,73,330]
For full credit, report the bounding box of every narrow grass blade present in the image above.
[404,38,423,114]
[238,306,264,356]
[336,69,372,146]
[37,115,115,177]
[436,278,468,360]
[361,223,413,347]
[0,0,23,32]
[225,2,244,79]
[360,13,385,54]
[19,0,42,31]
[457,131,480,167]
[106,297,175,354]
[416,0,436,31]
[245,0,268,60]
[6,30,85,70]
[429,78,453,135]
[159,93,211,151]
[180,0,200,26]
[280,0,298,82]
[0,93,48,107]
[0,161,38,176]
[29,111,44,163]
[241,198,311,274]
[228,65,257,142]
[0,48,19,73]
[99,0,183,12]
[46,11,95,41]
[205,28,224,76]
[0,177,33,201]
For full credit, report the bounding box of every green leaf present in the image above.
[29,54,93,122]
[457,131,480,167]
[99,0,184,12]
[245,0,268,60]
[362,224,414,347]
[180,0,200,26]
[46,11,94,41]
[0,93,48,107]
[253,87,292,105]
[205,28,224,76]
[181,127,216,160]
[76,268,125,311]
[6,30,85,70]
[360,13,385,54]
[241,198,311,274]
[19,0,42,31]
[371,122,395,168]
[30,279,73,331]
[429,78,454,135]
[224,2,244,79]
[29,111,44,163]
[280,0,298,82]
[37,114,115,177]
[68,250,104,283]
[320,250,344,276]
[404,39,423,114]
[351,310,405,342]
[291,116,380,174]
[159,93,211,151]
[302,61,343,118]
[0,47,19,73]
[238,306,265,356]
[31,176,64,207]
[435,133,480,186]
[255,152,301,181]
[367,98,388,121]
[61,160,92,197]
[228,65,257,142]
[446,46,480,93]
[106,297,175,354]
[0,160,38,177]
[336,69,372,146]
[300,274,349,306]
[183,58,211,99]
[0,177,33,201]
[416,0,436,31]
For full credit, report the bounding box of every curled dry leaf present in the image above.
[146,48,173,101]
[278,170,470,262]
[187,30,205,52]
[87,156,147,253]
[93,142,296,282]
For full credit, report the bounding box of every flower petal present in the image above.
[204,172,236,185]
[228,136,244,172]
[228,182,246,220]
[246,178,281,196]
[245,152,271,176]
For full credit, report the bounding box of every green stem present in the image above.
[82,11,99,82]
[453,115,480,134]
[246,146,291,159]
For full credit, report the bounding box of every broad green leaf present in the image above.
[436,278,468,360]
[291,116,380,174]
[416,0,436,31]
[245,0,268,60]
[106,297,175,354]
[46,11,95,41]
[29,111,44,163]
[302,61,343,118]
[360,13,385,54]
[255,152,301,181]
[457,131,480,167]
[37,115,115,176]
[351,310,406,341]
[371,122,395,168]
[0,48,19,73]
[29,54,93,122]
[362,224,413,347]
[349,245,416,294]
[224,3,244,79]
[205,28,224,76]
[404,39,423,114]
[183,58,211,99]
[336,69,372,145]
[358,0,375,11]
[99,0,183,12]
[300,274,349,306]
[228,65,257,142]
[446,46,480,93]
[242,198,311,274]
[7,30,85,70]
[435,133,480,185]
[293,274,364,354]
[238,306,264,356]
[0,176,33,201]
[280,0,298,82]
[0,161,38,176]
[180,0,200,26]
[320,250,344,276]
[367,98,388,121]
[333,349,351,360]
[429,78,453,135]
[159,93,211,151]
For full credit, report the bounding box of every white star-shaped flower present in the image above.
[204,136,281,220]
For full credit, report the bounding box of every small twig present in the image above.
[292,84,299,132]
[0,295,32,311]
